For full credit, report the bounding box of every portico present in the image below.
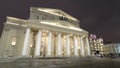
[21,21,90,57]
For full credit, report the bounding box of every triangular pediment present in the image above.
[30,7,79,22]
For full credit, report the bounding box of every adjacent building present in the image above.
[103,43,120,56]
[89,34,104,55]
[0,7,90,58]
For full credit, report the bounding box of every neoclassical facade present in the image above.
[0,7,90,58]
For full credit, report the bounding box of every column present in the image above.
[85,37,91,56]
[74,35,78,56]
[80,37,85,57]
[66,34,70,56]
[47,31,52,57]
[34,30,42,57]
[22,28,31,57]
[28,32,33,57]
[57,33,62,57]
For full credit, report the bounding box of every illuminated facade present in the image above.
[103,43,120,56]
[0,7,90,58]
[89,34,104,55]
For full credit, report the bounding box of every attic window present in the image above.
[35,15,39,19]
[36,16,39,19]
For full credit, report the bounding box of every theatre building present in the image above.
[0,7,90,58]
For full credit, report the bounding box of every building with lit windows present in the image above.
[0,7,90,58]
[89,34,104,56]
[103,43,120,56]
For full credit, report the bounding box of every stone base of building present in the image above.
[0,57,120,68]
[0,57,82,68]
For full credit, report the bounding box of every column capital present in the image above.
[38,28,42,30]
[48,29,54,32]
[26,26,32,29]
[57,32,61,34]
[73,35,77,38]
[65,33,70,35]
[74,35,80,38]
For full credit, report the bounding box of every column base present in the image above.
[34,55,41,58]
[46,55,52,57]
[65,55,71,57]
[56,55,62,57]
[19,55,30,58]
[73,55,79,57]
[81,55,85,57]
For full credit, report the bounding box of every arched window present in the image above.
[11,37,17,46]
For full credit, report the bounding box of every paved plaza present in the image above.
[0,57,120,68]
[57,58,120,68]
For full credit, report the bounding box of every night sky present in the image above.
[0,0,120,43]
